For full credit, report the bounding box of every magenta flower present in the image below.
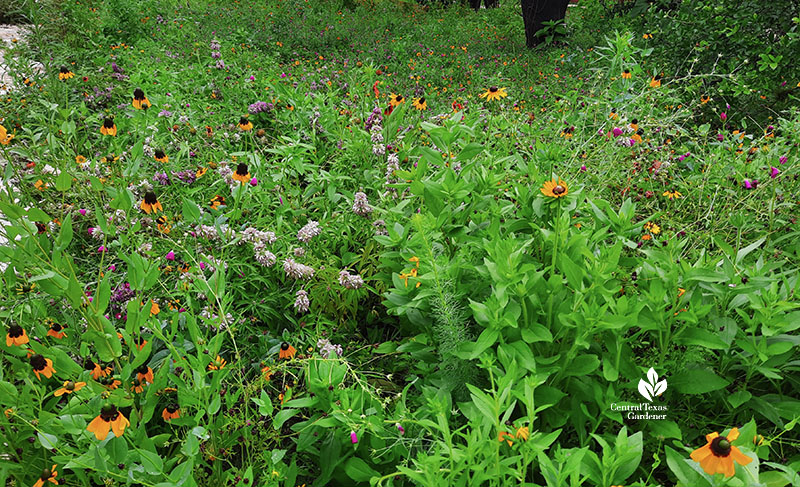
[720,112,727,121]
[98,246,106,253]
[250,176,258,186]
[612,127,623,137]
[770,167,780,178]
[165,251,176,261]
[743,179,757,189]
[79,208,87,216]
[88,227,95,235]
[350,431,358,444]
[716,133,724,141]
[396,423,405,435]
[580,164,587,172]
[779,155,788,165]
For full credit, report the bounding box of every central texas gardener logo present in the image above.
[638,367,667,402]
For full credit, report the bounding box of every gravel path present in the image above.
[0,25,30,254]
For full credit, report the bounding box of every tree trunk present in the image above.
[521,0,570,48]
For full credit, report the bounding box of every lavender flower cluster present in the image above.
[294,289,310,314]
[384,152,400,198]
[338,270,364,290]
[210,39,225,69]
[248,101,273,115]
[352,191,372,217]
[283,258,315,280]
[297,220,321,243]
[317,338,343,359]
[241,227,278,267]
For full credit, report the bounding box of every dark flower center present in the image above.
[489,86,498,92]
[281,342,290,351]
[137,364,149,374]
[103,118,114,128]
[51,323,63,331]
[8,325,23,337]
[155,150,165,159]
[41,469,52,480]
[167,404,179,413]
[60,66,70,74]
[236,163,249,176]
[418,97,425,104]
[144,192,158,205]
[30,354,46,370]
[133,88,145,100]
[710,436,732,457]
[84,358,96,370]
[553,185,565,195]
[65,381,75,391]
[100,404,119,421]
[239,117,249,125]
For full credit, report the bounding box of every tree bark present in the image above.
[521,0,570,48]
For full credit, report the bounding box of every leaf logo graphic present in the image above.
[637,367,667,402]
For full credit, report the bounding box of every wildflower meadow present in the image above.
[0,0,798,486]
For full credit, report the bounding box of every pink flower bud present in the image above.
[720,112,727,121]
[396,423,405,435]
[98,246,106,253]
[612,127,623,137]
[79,209,87,216]
[779,155,788,165]
[770,167,780,179]
[250,176,258,186]
[580,164,587,172]
[350,431,358,444]
[165,251,176,261]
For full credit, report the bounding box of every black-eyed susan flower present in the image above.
[156,215,171,234]
[480,86,508,101]
[210,195,226,210]
[232,163,250,184]
[208,355,226,370]
[541,179,569,198]
[140,191,163,214]
[196,166,208,178]
[515,425,529,441]
[690,427,753,477]
[609,108,618,120]
[279,342,296,360]
[31,354,56,380]
[150,300,160,316]
[100,117,117,136]
[132,88,151,110]
[58,66,75,81]
[54,380,86,396]
[154,149,168,163]
[560,126,574,138]
[47,321,66,339]
[131,378,144,394]
[701,95,710,104]
[134,336,148,351]
[98,376,122,390]
[87,404,129,440]
[261,364,273,380]
[0,124,15,145]
[389,93,405,107]
[498,431,514,447]
[6,325,29,347]
[33,464,59,487]
[16,282,35,294]
[238,116,253,131]
[662,190,682,200]
[621,69,632,79]
[136,364,154,384]
[162,404,180,421]
[84,358,110,380]
[412,97,428,110]
[650,75,662,88]
[643,33,653,39]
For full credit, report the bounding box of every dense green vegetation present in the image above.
[0,0,798,486]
